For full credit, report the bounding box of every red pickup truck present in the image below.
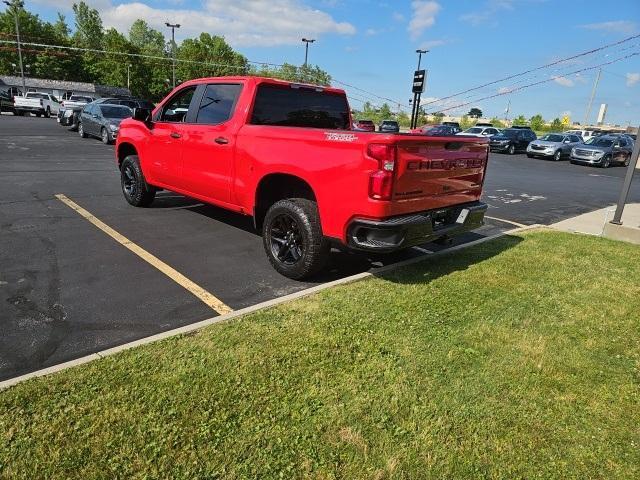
[116,76,488,279]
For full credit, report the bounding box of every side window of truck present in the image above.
[158,86,196,123]
[196,84,242,125]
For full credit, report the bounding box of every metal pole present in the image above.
[165,22,180,89]
[3,0,26,92]
[127,64,131,90]
[304,42,309,67]
[610,127,640,225]
[583,68,601,127]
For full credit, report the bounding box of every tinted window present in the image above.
[100,105,132,119]
[118,100,137,108]
[486,128,498,135]
[250,84,350,130]
[196,84,242,125]
[570,135,580,142]
[585,138,613,147]
[70,96,93,102]
[27,93,48,99]
[160,87,196,122]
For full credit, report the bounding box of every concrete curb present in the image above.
[0,223,542,391]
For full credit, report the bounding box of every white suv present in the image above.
[456,126,501,137]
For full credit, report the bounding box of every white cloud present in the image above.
[365,28,381,36]
[460,0,513,26]
[580,21,638,35]
[498,86,512,94]
[420,39,446,49]
[626,72,640,87]
[392,12,405,22]
[30,0,355,47]
[408,1,441,40]
[553,76,574,87]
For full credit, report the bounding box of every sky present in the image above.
[14,0,640,126]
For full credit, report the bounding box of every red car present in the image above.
[116,76,488,279]
[353,119,375,131]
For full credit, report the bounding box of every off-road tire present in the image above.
[120,155,155,207]
[262,198,330,279]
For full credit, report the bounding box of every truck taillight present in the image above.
[367,143,396,200]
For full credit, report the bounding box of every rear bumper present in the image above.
[15,106,44,113]
[347,201,487,252]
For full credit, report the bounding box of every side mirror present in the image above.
[133,107,152,123]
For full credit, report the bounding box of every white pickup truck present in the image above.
[14,92,60,118]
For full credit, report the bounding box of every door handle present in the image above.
[214,137,229,145]
[170,132,181,139]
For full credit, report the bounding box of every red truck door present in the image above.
[147,86,197,186]
[180,83,243,205]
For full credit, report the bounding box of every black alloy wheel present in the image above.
[268,213,305,266]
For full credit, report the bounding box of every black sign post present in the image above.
[410,69,427,129]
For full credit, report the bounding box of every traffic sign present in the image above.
[412,69,427,93]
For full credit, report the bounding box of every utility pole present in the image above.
[165,22,180,89]
[3,0,26,93]
[583,68,601,127]
[127,63,131,90]
[504,99,511,122]
[410,49,428,129]
[302,38,315,67]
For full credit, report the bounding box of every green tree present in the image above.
[128,20,168,100]
[529,114,544,131]
[489,117,505,128]
[468,107,482,118]
[549,117,563,132]
[177,33,247,81]
[72,1,104,81]
[512,115,527,126]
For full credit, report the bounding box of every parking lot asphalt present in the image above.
[1,114,639,381]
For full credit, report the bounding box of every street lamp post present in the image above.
[411,49,428,129]
[127,63,132,90]
[302,38,315,67]
[165,22,181,89]
[3,0,26,93]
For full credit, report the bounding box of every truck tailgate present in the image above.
[393,136,488,202]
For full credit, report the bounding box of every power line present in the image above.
[0,38,287,69]
[435,50,640,114]
[422,33,640,108]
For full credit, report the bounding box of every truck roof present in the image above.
[175,76,346,96]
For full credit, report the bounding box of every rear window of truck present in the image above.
[250,84,350,130]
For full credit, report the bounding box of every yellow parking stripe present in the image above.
[55,194,233,315]
[484,215,527,228]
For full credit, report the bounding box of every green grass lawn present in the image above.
[1,231,639,479]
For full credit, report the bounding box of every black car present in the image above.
[92,97,155,110]
[442,121,461,130]
[489,128,537,154]
[0,86,23,114]
[379,120,400,133]
[418,125,459,136]
[78,103,132,144]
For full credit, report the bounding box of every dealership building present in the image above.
[0,75,131,99]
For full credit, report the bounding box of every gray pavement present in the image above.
[1,113,639,381]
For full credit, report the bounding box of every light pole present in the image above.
[127,63,132,90]
[302,38,315,67]
[411,49,428,129]
[165,22,181,89]
[3,0,26,93]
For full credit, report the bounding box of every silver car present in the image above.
[526,133,582,161]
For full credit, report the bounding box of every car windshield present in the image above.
[425,126,448,134]
[466,128,483,133]
[495,129,519,138]
[101,105,132,119]
[540,134,564,142]
[585,137,613,147]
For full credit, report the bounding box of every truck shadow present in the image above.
[374,234,523,286]
[152,195,522,284]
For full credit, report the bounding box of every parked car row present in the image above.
[54,96,155,144]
